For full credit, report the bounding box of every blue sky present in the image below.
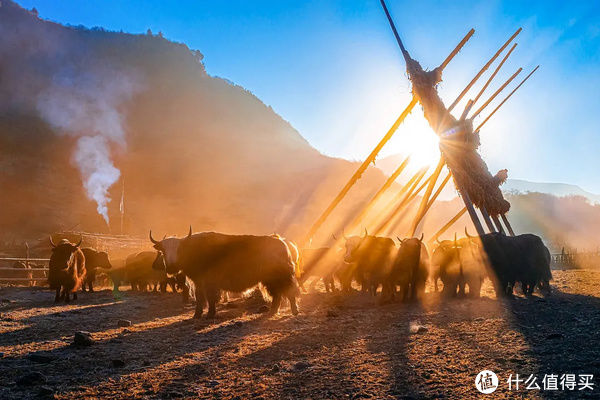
[16,0,600,192]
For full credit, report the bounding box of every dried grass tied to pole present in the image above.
[404,55,453,134]
[441,138,510,216]
[404,51,510,216]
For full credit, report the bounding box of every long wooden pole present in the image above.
[410,158,445,236]
[412,171,452,235]
[373,169,428,235]
[491,214,506,235]
[429,207,467,243]
[348,156,410,229]
[470,43,517,108]
[462,191,486,236]
[470,67,522,119]
[480,207,497,233]
[384,174,438,236]
[301,29,475,245]
[475,65,539,132]
[501,214,516,236]
[301,97,417,245]
[448,28,522,112]
[360,168,425,233]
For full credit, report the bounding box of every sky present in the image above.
[16,0,600,192]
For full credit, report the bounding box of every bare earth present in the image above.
[1,269,599,399]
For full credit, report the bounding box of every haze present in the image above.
[16,0,600,192]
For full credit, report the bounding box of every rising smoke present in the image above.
[36,66,140,224]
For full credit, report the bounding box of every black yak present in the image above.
[465,230,552,297]
[344,233,396,297]
[392,235,429,301]
[125,251,167,292]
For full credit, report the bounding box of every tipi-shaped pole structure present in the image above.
[380,0,529,238]
[300,26,475,245]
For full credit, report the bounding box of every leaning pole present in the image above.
[301,26,475,246]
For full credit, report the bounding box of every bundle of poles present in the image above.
[301,0,539,247]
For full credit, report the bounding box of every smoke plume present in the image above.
[36,66,139,224]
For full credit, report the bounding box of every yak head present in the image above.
[149,227,192,274]
[96,251,112,269]
[343,229,368,263]
[49,236,82,271]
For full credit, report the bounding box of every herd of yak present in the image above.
[47,228,553,318]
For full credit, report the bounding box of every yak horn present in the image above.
[419,233,424,242]
[187,226,192,239]
[74,235,83,248]
[397,236,404,244]
[149,230,160,245]
[363,228,368,238]
[464,227,474,239]
[49,235,57,248]
[332,234,338,241]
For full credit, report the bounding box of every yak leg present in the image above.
[193,284,205,319]
[526,282,535,296]
[64,290,70,303]
[72,291,78,301]
[322,277,330,292]
[182,283,190,304]
[469,279,481,299]
[413,280,425,300]
[269,292,282,316]
[287,289,298,316]
[88,280,94,293]
[401,284,410,302]
[205,287,219,319]
[54,287,62,303]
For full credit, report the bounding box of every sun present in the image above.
[395,112,441,169]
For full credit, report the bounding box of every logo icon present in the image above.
[476,370,499,394]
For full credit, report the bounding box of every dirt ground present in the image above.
[1,269,599,399]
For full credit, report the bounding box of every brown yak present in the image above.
[150,228,299,319]
[48,237,86,303]
[81,248,112,292]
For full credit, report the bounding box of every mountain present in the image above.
[502,179,600,204]
[0,1,388,244]
[378,154,599,204]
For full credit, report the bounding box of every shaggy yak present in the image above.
[81,248,112,292]
[48,237,86,303]
[150,228,299,318]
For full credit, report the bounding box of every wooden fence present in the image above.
[0,257,49,284]
[551,250,600,269]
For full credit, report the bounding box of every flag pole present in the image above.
[119,178,125,235]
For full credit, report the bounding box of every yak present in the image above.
[465,230,552,297]
[150,228,300,318]
[506,233,552,296]
[433,235,487,298]
[81,248,112,292]
[344,233,396,297]
[298,247,350,292]
[48,237,85,303]
[152,252,191,303]
[392,234,429,301]
[125,251,168,292]
[431,238,458,292]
